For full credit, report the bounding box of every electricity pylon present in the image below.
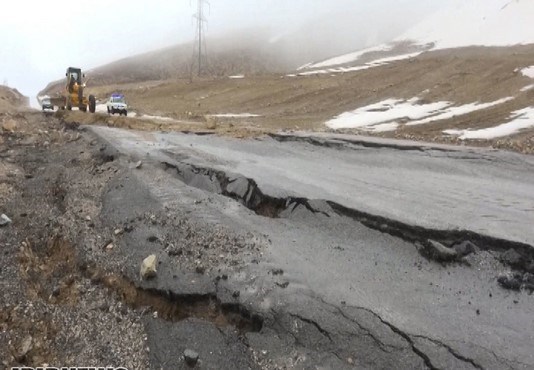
[192,0,209,77]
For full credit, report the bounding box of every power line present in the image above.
[192,0,209,77]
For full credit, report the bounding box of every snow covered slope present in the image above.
[299,0,534,72]
[398,0,534,49]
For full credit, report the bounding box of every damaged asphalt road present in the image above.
[2,116,533,369]
[83,126,534,369]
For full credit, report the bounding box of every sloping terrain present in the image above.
[0,85,28,113]
[51,44,534,153]
[39,30,303,98]
[39,0,534,153]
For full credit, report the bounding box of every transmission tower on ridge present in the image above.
[192,0,209,77]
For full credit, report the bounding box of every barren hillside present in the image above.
[38,0,534,153]
[39,33,297,97]
[0,85,28,113]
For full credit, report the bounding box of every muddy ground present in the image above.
[2,110,534,369]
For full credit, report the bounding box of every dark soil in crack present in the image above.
[163,160,330,218]
[20,233,263,334]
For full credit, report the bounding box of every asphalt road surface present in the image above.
[90,126,534,369]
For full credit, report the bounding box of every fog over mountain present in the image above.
[1,0,440,97]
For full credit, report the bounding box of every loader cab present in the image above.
[66,67,83,93]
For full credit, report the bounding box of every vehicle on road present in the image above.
[49,67,96,113]
[107,94,128,116]
[41,97,54,111]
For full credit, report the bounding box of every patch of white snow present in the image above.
[406,97,513,125]
[521,67,534,79]
[443,107,534,139]
[294,52,421,77]
[308,44,394,69]
[325,99,450,130]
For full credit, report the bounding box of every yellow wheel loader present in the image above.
[51,67,96,113]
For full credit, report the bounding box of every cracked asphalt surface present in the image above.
[91,127,534,246]
[2,114,533,369]
[85,126,534,369]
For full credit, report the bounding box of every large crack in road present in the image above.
[3,117,532,369]
[162,158,534,271]
[80,125,534,369]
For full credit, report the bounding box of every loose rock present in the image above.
[522,273,534,291]
[452,241,478,257]
[140,254,158,280]
[497,272,523,291]
[206,116,217,130]
[1,119,17,132]
[184,349,199,366]
[500,249,524,269]
[0,214,12,227]
[18,335,33,359]
[52,285,61,297]
[135,161,143,169]
[418,240,458,262]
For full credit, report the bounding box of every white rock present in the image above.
[140,254,158,280]
[0,214,12,227]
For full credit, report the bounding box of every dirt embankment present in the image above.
[0,85,28,113]
[0,112,149,368]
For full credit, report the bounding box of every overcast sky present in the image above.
[0,0,440,97]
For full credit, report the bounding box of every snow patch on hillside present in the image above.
[326,97,514,130]
[522,67,534,79]
[406,97,513,126]
[325,99,449,130]
[291,52,421,77]
[444,107,534,139]
[297,0,534,76]
[305,44,394,69]
[398,0,534,49]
